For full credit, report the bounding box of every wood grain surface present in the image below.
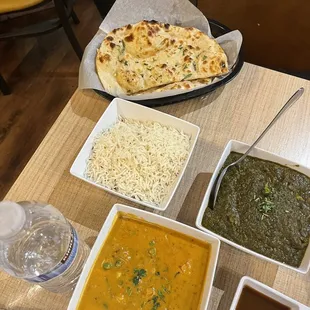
[1,62,310,309]
[0,0,102,200]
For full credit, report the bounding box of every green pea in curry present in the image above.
[77,213,211,310]
[203,152,310,267]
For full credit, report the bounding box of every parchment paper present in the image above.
[79,0,243,101]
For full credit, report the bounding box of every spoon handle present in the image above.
[236,87,305,164]
[210,87,305,209]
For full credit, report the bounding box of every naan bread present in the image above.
[96,20,228,95]
[139,78,212,94]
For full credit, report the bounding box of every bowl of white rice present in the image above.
[70,98,200,210]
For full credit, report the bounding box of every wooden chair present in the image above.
[0,0,83,95]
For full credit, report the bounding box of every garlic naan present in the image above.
[96,20,228,95]
[139,78,212,95]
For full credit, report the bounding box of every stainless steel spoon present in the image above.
[209,87,305,209]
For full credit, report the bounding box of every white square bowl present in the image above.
[196,139,310,273]
[70,98,200,211]
[230,276,309,310]
[68,204,221,310]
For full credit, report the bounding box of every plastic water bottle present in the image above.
[0,201,90,293]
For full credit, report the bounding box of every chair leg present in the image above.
[0,74,11,95]
[54,0,83,60]
[71,9,80,25]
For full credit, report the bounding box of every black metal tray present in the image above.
[95,19,244,107]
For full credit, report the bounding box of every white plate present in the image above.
[70,98,200,211]
[196,139,310,273]
[68,204,220,310]
[230,276,309,310]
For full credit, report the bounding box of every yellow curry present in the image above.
[77,213,210,310]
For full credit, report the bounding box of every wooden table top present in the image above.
[1,62,310,310]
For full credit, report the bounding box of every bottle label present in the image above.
[25,225,79,283]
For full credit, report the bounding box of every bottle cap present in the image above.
[0,201,26,239]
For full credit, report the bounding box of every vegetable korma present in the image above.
[77,213,211,310]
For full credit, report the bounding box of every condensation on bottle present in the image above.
[0,201,90,293]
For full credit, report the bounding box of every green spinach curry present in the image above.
[203,152,310,267]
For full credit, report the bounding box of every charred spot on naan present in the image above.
[98,53,111,63]
[220,60,228,73]
[184,55,191,63]
[124,33,134,42]
[208,57,228,75]
[135,25,142,32]
[103,39,111,47]
[106,36,114,41]
[194,31,204,39]
[112,28,120,34]
[147,25,160,37]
